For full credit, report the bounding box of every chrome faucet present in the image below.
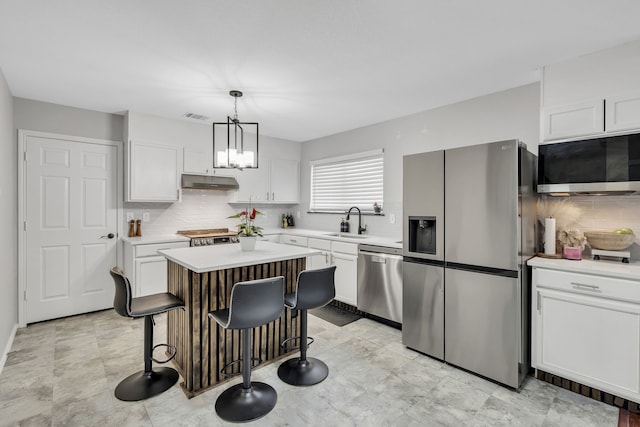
[346,207,367,234]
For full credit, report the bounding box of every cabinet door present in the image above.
[234,167,270,203]
[183,147,212,175]
[605,93,640,133]
[270,159,299,203]
[541,100,604,142]
[309,251,331,270]
[332,252,357,306]
[536,287,640,400]
[128,141,179,202]
[135,256,169,297]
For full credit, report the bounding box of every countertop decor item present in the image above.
[228,202,263,239]
[557,229,586,250]
[585,230,636,251]
[544,217,556,255]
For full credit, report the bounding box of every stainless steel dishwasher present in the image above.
[357,244,403,323]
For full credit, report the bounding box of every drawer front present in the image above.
[308,237,331,251]
[136,241,189,257]
[536,268,640,303]
[332,240,358,255]
[280,235,308,247]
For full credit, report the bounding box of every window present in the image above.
[310,149,384,213]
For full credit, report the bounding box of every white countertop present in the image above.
[263,227,402,249]
[159,241,322,273]
[528,256,640,281]
[121,234,190,245]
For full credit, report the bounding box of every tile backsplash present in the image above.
[540,195,640,259]
[123,189,295,236]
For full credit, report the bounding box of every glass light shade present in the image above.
[213,117,259,169]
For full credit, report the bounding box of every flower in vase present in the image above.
[229,206,263,237]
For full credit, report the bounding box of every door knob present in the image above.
[100,233,115,239]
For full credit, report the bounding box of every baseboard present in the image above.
[0,324,18,375]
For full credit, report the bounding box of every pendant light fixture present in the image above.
[213,90,259,169]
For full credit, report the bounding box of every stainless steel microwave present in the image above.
[537,133,640,195]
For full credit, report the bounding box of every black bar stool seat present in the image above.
[109,267,184,401]
[278,266,336,386]
[209,276,285,423]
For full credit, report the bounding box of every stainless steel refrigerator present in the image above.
[402,140,537,389]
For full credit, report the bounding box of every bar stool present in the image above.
[209,276,285,423]
[277,265,336,386]
[109,267,185,401]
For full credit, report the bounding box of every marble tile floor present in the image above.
[0,309,620,427]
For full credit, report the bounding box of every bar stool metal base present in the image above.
[114,367,179,401]
[277,357,329,386]
[215,382,277,423]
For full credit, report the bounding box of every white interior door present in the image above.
[24,135,118,323]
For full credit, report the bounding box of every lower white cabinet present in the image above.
[532,265,640,402]
[330,241,358,306]
[308,238,331,270]
[124,239,189,297]
[332,252,358,306]
[279,234,358,306]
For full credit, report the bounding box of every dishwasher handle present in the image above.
[359,250,402,263]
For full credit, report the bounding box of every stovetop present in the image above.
[176,228,237,238]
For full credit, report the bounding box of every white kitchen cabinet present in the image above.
[331,241,358,306]
[123,239,189,297]
[541,42,640,142]
[308,238,332,270]
[183,147,212,175]
[234,159,299,204]
[269,159,299,203]
[332,252,358,306]
[605,92,640,133]
[278,234,358,306]
[541,100,604,142]
[127,140,180,202]
[531,265,640,403]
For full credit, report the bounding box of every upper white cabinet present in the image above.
[126,140,180,202]
[183,147,212,175]
[541,100,604,141]
[234,159,300,204]
[605,92,640,133]
[270,159,299,203]
[541,40,640,142]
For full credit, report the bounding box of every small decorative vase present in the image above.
[239,236,257,252]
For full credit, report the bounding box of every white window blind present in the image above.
[310,149,384,213]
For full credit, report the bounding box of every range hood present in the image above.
[181,174,239,190]
[537,133,640,195]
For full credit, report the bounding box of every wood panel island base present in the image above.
[160,241,321,397]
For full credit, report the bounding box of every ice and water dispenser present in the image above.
[408,216,436,255]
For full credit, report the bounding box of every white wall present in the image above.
[298,83,541,238]
[0,67,17,368]
[14,97,123,141]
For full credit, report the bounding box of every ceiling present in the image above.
[2,1,640,142]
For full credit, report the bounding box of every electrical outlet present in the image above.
[126,212,134,221]
[143,212,150,222]
[389,213,396,224]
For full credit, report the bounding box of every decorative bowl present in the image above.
[584,231,636,251]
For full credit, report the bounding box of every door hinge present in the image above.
[24,290,27,301]
[23,151,27,162]
[23,221,27,231]
[536,291,541,312]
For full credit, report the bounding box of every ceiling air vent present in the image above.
[183,112,210,121]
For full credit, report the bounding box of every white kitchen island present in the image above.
[158,241,321,397]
